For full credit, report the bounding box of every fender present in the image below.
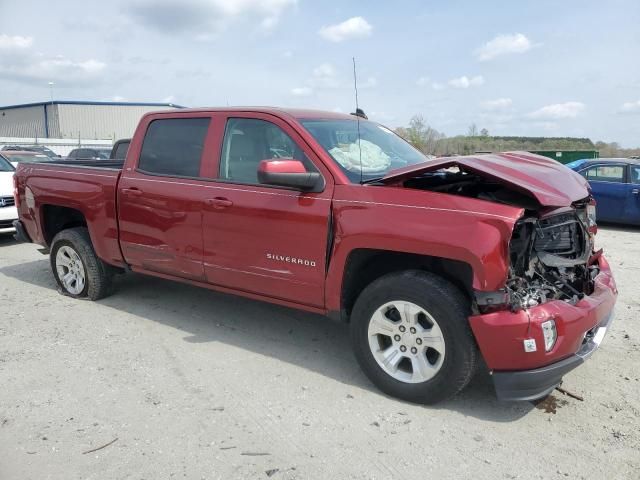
[324,184,523,313]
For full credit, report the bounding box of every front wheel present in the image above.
[350,270,478,404]
[50,227,113,300]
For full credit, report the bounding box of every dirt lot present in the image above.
[0,227,638,480]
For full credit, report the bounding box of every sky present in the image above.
[0,0,639,146]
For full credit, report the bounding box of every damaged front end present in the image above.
[506,201,599,311]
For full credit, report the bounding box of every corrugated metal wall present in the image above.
[47,104,60,138]
[0,105,46,138]
[57,104,176,140]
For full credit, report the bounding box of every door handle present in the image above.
[205,197,233,209]
[632,188,639,195]
[121,187,143,197]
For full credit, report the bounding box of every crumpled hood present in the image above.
[381,151,590,207]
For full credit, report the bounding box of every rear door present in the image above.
[581,163,627,222]
[117,114,217,281]
[200,112,333,307]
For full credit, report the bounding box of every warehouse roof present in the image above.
[0,100,185,110]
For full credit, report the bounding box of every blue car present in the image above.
[566,158,640,225]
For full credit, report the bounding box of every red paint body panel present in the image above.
[259,159,307,174]
[325,183,523,312]
[13,107,618,381]
[14,164,126,267]
[470,255,617,370]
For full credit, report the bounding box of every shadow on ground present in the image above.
[0,233,18,246]
[1,256,534,422]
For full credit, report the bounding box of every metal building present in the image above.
[0,100,182,140]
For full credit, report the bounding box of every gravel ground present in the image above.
[1,226,639,480]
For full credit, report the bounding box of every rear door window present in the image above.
[631,166,640,184]
[138,118,210,177]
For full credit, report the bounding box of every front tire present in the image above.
[350,270,477,404]
[50,227,113,300]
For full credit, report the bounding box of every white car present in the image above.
[0,155,18,234]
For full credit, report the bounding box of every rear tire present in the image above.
[350,270,477,404]
[50,227,113,300]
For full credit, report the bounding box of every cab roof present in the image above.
[148,106,358,121]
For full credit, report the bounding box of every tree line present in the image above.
[394,115,640,158]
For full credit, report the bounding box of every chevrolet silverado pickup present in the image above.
[12,107,617,404]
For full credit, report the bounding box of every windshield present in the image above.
[565,159,588,170]
[0,156,15,171]
[301,119,428,182]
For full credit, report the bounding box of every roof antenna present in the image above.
[352,57,363,184]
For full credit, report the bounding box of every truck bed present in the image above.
[14,160,125,267]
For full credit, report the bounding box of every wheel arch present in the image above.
[337,248,474,322]
[41,204,88,246]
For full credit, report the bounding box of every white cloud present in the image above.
[0,36,106,86]
[0,34,33,49]
[481,98,513,110]
[309,62,340,88]
[370,111,395,122]
[319,16,372,42]
[475,33,534,61]
[528,102,585,119]
[360,76,377,88]
[431,82,445,90]
[128,0,297,35]
[291,86,313,97]
[448,75,484,88]
[313,63,336,78]
[37,57,106,76]
[416,76,429,87]
[620,100,640,113]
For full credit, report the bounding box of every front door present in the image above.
[583,163,627,222]
[201,114,333,307]
[118,116,214,281]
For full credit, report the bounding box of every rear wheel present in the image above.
[350,270,477,404]
[50,227,113,300]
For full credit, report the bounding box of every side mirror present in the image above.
[257,159,324,192]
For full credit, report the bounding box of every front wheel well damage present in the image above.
[340,249,473,322]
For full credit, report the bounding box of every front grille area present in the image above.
[0,196,15,208]
[534,212,585,259]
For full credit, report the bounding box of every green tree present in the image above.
[395,115,444,155]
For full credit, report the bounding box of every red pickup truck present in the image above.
[12,107,617,404]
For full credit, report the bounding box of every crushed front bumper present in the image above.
[469,255,617,401]
[492,310,613,401]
